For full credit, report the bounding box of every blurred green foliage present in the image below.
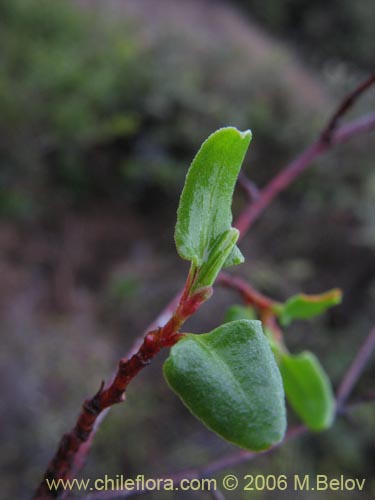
[0,0,330,219]
[236,0,375,69]
[0,0,149,214]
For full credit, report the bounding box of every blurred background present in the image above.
[0,0,374,498]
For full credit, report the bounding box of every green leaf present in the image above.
[163,320,286,451]
[224,304,256,323]
[225,244,245,267]
[279,351,335,431]
[175,127,251,269]
[191,227,239,291]
[275,289,342,326]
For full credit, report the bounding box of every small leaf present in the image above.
[279,351,335,431]
[163,320,286,451]
[191,228,239,291]
[276,289,342,326]
[224,304,256,323]
[224,244,245,267]
[175,127,251,268]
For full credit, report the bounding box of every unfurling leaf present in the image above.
[191,227,239,291]
[275,289,342,326]
[175,127,252,274]
[163,320,286,451]
[279,351,335,431]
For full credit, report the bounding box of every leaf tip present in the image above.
[238,128,252,141]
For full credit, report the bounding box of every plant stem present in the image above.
[336,326,375,409]
[218,272,275,311]
[235,112,375,237]
[320,73,375,143]
[34,75,375,498]
[217,273,284,344]
[33,285,212,499]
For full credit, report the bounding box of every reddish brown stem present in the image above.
[235,111,375,237]
[217,273,284,343]
[33,285,212,499]
[218,272,275,311]
[336,326,375,409]
[320,73,375,143]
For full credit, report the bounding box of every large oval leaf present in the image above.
[279,351,335,431]
[175,127,251,269]
[163,320,286,451]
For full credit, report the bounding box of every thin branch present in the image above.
[65,291,186,481]
[217,273,288,345]
[320,73,375,143]
[33,284,212,499]
[336,326,375,409]
[235,112,375,237]
[332,112,375,144]
[128,291,183,356]
[238,171,260,201]
[217,272,275,311]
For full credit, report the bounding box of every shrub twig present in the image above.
[235,111,375,236]
[33,75,375,500]
[218,272,275,311]
[33,283,212,499]
[336,326,375,409]
[320,73,375,143]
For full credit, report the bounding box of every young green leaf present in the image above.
[163,320,286,451]
[190,227,239,291]
[275,289,342,326]
[175,127,252,269]
[279,351,335,431]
